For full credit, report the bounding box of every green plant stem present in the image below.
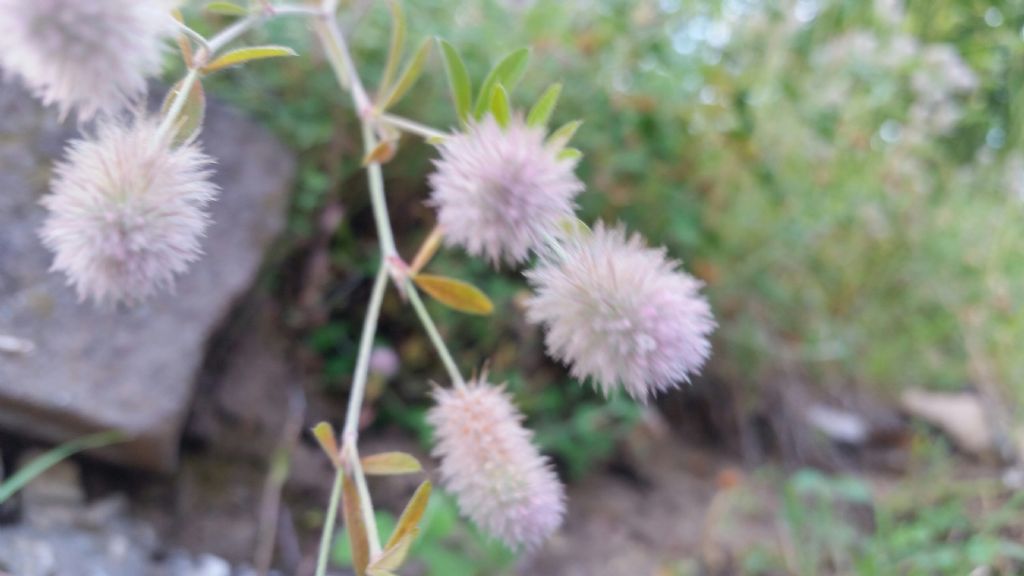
[156,67,200,142]
[343,265,389,442]
[344,439,381,556]
[158,10,287,142]
[378,113,448,141]
[307,7,473,574]
[361,122,399,258]
[405,280,467,388]
[314,467,344,576]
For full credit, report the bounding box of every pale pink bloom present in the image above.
[368,345,400,380]
[0,0,176,120]
[40,117,218,305]
[525,223,715,400]
[428,115,583,266]
[428,381,565,551]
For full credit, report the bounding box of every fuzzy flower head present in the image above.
[428,114,584,267]
[525,223,715,400]
[40,117,218,305]
[428,381,565,551]
[0,0,176,120]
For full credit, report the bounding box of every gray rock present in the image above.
[0,81,295,471]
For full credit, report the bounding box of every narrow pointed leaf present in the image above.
[160,77,205,144]
[362,452,422,476]
[203,45,298,73]
[527,83,562,127]
[412,274,494,315]
[559,217,592,238]
[473,47,530,119]
[342,474,371,575]
[437,39,472,123]
[0,431,127,504]
[379,0,407,97]
[204,1,248,16]
[548,119,583,148]
[380,38,431,111]
[490,83,510,127]
[312,422,341,468]
[558,147,583,161]
[409,226,444,274]
[363,140,397,166]
[368,534,415,576]
[385,481,432,550]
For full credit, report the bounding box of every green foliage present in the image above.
[746,467,1024,576]
[0,431,126,504]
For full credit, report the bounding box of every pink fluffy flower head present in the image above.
[0,0,176,120]
[428,114,584,267]
[428,381,565,551]
[525,223,715,400]
[40,116,218,305]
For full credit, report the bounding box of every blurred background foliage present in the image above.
[190,0,1024,457]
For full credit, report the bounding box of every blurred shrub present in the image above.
[193,0,1024,464]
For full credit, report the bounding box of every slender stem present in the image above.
[307,9,474,571]
[361,123,399,258]
[377,113,448,142]
[314,9,466,390]
[313,13,371,113]
[343,265,389,441]
[344,440,382,557]
[156,67,200,142]
[269,4,325,16]
[207,13,261,54]
[175,21,212,55]
[405,280,467,388]
[158,10,279,142]
[314,468,344,576]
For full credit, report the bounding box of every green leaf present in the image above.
[160,77,206,144]
[527,83,562,127]
[548,119,583,148]
[312,422,341,468]
[203,45,298,73]
[412,274,495,316]
[380,38,431,111]
[559,217,592,238]
[361,452,422,476]
[378,0,407,98]
[342,473,371,576]
[558,147,582,161]
[367,534,414,576]
[490,84,510,127]
[473,47,530,119]
[204,1,248,16]
[385,481,432,550]
[0,430,126,504]
[437,39,472,123]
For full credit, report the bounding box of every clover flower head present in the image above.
[40,116,218,304]
[0,0,177,119]
[428,114,584,267]
[428,381,565,550]
[525,223,715,400]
